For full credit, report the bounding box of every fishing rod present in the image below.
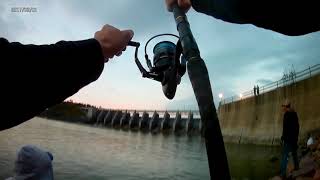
[127,4,230,179]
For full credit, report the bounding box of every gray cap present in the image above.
[13,145,54,180]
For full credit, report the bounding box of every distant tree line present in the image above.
[39,101,92,123]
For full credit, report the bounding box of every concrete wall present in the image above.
[218,74,320,145]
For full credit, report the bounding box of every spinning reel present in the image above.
[128,34,186,100]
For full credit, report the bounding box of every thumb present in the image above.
[121,29,134,43]
[178,0,191,12]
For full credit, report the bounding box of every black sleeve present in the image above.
[293,112,300,141]
[191,0,320,36]
[282,114,288,141]
[1,38,105,131]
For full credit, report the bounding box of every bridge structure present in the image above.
[86,108,202,134]
[221,64,320,105]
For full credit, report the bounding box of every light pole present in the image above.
[218,93,223,104]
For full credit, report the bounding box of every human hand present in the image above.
[165,0,191,12]
[94,24,134,61]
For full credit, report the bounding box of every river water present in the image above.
[0,118,281,180]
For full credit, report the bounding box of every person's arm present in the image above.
[191,0,320,36]
[1,24,133,131]
[281,119,285,142]
[286,111,300,144]
[1,38,104,130]
[166,0,320,36]
[294,112,300,142]
[282,113,289,142]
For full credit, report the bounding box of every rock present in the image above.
[310,144,317,151]
[313,169,320,180]
[300,155,316,169]
[287,163,295,175]
[269,176,282,180]
[296,177,313,180]
[313,151,320,161]
[288,154,316,178]
[290,166,315,178]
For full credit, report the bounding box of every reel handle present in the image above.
[128,41,140,47]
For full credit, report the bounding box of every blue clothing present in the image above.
[280,142,299,177]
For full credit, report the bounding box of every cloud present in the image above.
[56,0,177,39]
[0,3,26,40]
[1,0,319,110]
[256,79,273,85]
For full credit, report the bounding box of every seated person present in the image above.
[6,145,54,180]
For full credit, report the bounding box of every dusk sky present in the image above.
[1,0,319,110]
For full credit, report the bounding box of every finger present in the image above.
[116,51,122,56]
[178,0,191,12]
[105,53,115,59]
[122,29,134,43]
[179,0,188,6]
[166,0,175,12]
[102,24,114,30]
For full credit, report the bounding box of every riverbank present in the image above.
[271,139,320,180]
[219,73,320,145]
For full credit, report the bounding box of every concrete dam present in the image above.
[46,64,319,144]
[218,65,320,145]
[88,110,202,134]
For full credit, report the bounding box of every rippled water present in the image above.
[0,118,280,180]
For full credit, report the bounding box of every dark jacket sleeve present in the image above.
[191,0,320,36]
[282,113,288,141]
[0,38,105,131]
[292,112,300,143]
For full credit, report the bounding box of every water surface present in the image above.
[0,118,280,179]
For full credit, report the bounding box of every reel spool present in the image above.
[129,34,186,99]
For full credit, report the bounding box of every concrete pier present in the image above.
[150,111,160,133]
[82,108,202,136]
[162,111,170,131]
[96,110,108,125]
[93,109,101,124]
[103,110,114,126]
[111,111,122,128]
[174,111,186,133]
[188,118,200,134]
[139,112,150,131]
[129,111,140,130]
[120,111,130,129]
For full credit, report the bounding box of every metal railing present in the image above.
[220,64,320,105]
